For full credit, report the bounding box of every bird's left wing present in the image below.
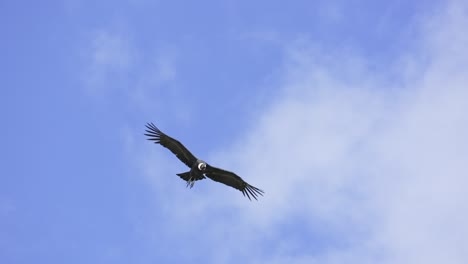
[205,165,264,200]
[144,123,197,168]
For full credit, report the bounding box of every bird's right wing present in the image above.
[205,165,264,200]
[144,123,197,168]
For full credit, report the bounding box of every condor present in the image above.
[144,123,264,200]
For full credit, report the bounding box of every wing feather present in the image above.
[205,165,264,201]
[144,123,197,168]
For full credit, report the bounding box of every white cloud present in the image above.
[134,1,468,263]
[91,32,132,69]
[128,49,183,114]
[82,30,135,96]
[81,30,180,110]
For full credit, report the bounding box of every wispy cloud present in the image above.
[82,30,135,96]
[128,48,184,115]
[133,1,468,263]
[81,30,180,109]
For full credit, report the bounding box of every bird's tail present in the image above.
[176,171,205,188]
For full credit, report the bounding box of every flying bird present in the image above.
[144,123,264,200]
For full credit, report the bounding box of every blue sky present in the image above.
[2,0,468,263]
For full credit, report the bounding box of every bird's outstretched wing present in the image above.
[205,165,264,200]
[144,123,197,168]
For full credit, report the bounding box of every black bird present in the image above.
[144,123,264,200]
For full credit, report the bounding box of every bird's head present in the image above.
[197,161,207,171]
